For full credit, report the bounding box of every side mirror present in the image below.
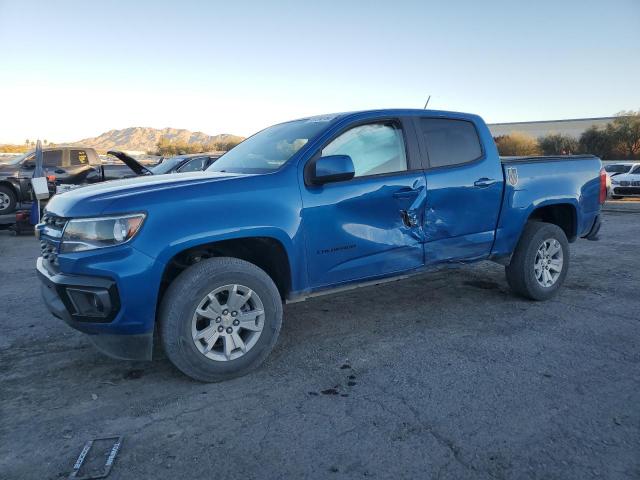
[22,161,35,169]
[309,155,355,185]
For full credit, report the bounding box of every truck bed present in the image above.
[491,154,602,258]
[501,154,597,164]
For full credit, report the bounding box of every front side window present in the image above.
[70,150,88,166]
[631,165,640,175]
[321,123,407,177]
[420,118,482,168]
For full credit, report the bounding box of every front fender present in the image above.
[114,169,307,292]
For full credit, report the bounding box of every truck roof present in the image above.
[292,108,482,125]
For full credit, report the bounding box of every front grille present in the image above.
[40,239,59,266]
[633,181,640,187]
[613,187,640,195]
[42,212,68,230]
[39,212,68,267]
[620,181,630,187]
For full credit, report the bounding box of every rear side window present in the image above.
[419,119,482,168]
[322,123,407,177]
[70,150,89,166]
[43,150,63,167]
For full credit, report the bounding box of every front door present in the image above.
[300,120,426,289]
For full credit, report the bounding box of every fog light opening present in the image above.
[66,288,112,318]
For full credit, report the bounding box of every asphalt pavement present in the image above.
[0,209,638,479]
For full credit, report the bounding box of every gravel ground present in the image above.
[0,209,639,479]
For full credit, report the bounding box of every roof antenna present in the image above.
[423,95,431,109]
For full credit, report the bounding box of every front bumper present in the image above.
[37,257,154,360]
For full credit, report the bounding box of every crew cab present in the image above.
[36,109,605,382]
[0,147,105,214]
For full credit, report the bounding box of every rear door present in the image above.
[416,117,504,262]
[300,118,427,288]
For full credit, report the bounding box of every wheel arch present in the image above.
[527,202,578,242]
[158,235,293,307]
[0,180,19,198]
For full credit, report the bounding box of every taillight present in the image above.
[599,168,608,204]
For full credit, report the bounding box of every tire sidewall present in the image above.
[0,185,17,214]
[521,223,569,300]
[160,258,282,381]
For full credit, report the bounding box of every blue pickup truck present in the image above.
[36,109,605,381]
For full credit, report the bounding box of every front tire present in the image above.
[159,257,283,382]
[505,222,569,301]
[610,195,623,200]
[0,185,17,214]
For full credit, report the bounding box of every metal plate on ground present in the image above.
[68,436,123,480]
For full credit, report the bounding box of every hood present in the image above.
[611,172,640,182]
[0,162,19,176]
[107,150,154,176]
[45,170,250,217]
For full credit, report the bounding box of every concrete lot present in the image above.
[0,209,638,479]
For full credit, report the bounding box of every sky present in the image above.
[0,0,639,144]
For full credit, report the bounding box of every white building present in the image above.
[488,117,615,139]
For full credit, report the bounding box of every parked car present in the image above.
[608,163,640,199]
[0,147,105,214]
[36,109,605,382]
[106,151,220,177]
[151,153,221,174]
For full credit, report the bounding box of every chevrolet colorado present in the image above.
[36,109,605,382]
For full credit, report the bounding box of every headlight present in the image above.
[60,213,146,253]
[611,178,620,185]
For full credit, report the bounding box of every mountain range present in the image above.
[72,127,244,152]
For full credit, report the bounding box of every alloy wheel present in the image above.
[534,238,563,287]
[191,284,265,361]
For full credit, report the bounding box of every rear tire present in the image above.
[505,222,569,301]
[159,257,283,382]
[0,185,17,214]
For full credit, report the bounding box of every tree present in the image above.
[538,134,579,155]
[579,126,615,159]
[606,110,640,159]
[494,132,540,156]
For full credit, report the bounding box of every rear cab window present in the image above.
[418,118,482,168]
[70,150,89,166]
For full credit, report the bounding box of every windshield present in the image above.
[0,151,33,165]
[207,117,335,174]
[605,164,632,174]
[151,157,184,174]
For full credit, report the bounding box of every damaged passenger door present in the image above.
[301,119,427,289]
[416,117,504,262]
